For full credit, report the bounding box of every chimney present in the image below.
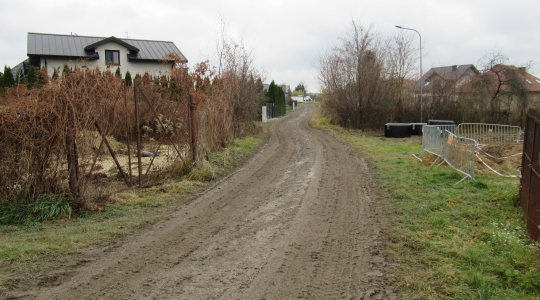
[519,67,526,73]
[452,65,458,70]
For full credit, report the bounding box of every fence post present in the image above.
[134,80,143,187]
[189,94,198,165]
[262,106,267,122]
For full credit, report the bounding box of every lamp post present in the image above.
[396,25,423,122]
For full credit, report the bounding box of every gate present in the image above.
[266,103,275,119]
[521,109,540,240]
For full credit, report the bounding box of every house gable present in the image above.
[84,36,139,53]
[417,64,479,92]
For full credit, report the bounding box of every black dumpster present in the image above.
[385,123,412,138]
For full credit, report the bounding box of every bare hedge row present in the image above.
[0,60,265,207]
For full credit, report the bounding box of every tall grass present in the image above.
[0,195,71,225]
[312,113,540,299]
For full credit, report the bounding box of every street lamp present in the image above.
[395,25,423,122]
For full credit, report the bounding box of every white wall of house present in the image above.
[291,96,304,103]
[40,42,173,79]
[455,69,478,88]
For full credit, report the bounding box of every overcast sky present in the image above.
[1,0,539,93]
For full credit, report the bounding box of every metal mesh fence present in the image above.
[443,130,478,185]
[456,123,522,146]
[416,125,456,159]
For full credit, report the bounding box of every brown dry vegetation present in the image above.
[0,41,265,213]
[317,22,531,130]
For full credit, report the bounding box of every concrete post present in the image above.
[262,106,267,123]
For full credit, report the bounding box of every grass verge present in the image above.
[312,113,540,299]
[0,124,269,294]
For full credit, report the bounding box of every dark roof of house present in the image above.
[27,32,187,62]
[11,59,29,76]
[414,64,479,90]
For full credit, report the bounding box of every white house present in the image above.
[22,32,187,78]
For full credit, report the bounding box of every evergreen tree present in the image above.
[2,66,15,88]
[115,67,121,78]
[266,80,277,103]
[125,70,132,86]
[294,83,306,97]
[62,64,70,76]
[36,68,46,87]
[276,85,286,117]
[52,68,58,80]
[27,65,37,89]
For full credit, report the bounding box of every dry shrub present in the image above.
[0,68,128,206]
[0,47,265,209]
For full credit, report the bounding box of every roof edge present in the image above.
[85,36,139,52]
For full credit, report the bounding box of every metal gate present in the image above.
[521,109,540,240]
[266,103,275,119]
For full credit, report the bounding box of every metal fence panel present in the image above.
[456,123,522,145]
[444,131,478,184]
[266,103,275,119]
[418,125,456,158]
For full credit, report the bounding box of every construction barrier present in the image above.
[415,123,523,184]
[456,123,522,145]
[413,125,456,163]
[444,130,478,185]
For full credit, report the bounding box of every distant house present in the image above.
[20,32,187,78]
[458,64,540,113]
[415,64,480,94]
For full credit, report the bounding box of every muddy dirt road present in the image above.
[10,104,395,299]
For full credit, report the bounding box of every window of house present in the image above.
[105,50,120,66]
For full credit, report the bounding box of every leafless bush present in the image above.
[0,68,127,207]
[0,35,265,207]
[317,21,419,129]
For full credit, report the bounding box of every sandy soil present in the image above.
[7,104,395,299]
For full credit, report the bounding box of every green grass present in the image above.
[312,114,540,299]
[0,195,72,225]
[0,127,267,294]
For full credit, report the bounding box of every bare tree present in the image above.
[463,52,529,125]
[317,20,419,129]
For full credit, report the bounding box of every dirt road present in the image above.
[10,104,395,299]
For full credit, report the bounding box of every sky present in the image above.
[1,0,540,93]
